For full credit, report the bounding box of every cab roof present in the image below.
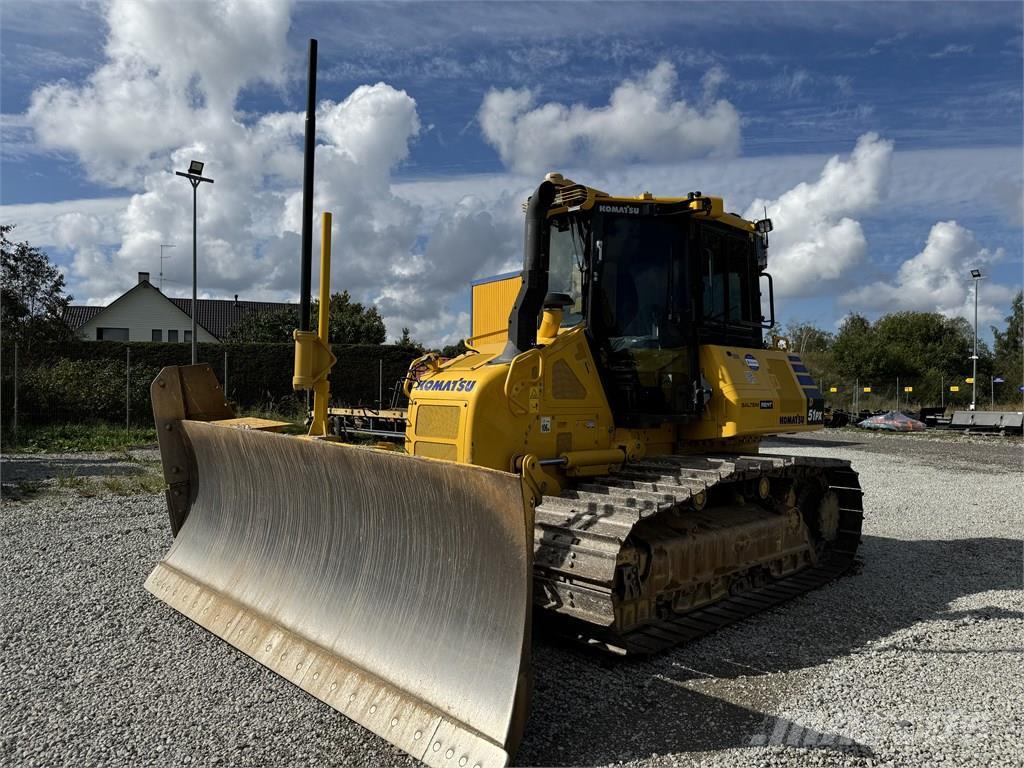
[541,172,756,234]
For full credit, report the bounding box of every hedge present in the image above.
[1,340,418,426]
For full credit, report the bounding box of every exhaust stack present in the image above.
[504,180,557,356]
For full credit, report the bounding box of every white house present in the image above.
[64,272,296,342]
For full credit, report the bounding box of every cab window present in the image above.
[701,227,756,325]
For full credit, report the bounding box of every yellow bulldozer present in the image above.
[144,41,863,768]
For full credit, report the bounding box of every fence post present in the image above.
[126,346,131,435]
[12,343,18,448]
[378,358,383,410]
[223,348,228,398]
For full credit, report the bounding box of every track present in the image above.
[533,454,864,654]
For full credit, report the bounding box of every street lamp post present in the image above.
[969,269,984,411]
[175,161,214,364]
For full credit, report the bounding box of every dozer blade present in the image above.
[145,420,533,767]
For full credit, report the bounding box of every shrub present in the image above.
[2,340,418,427]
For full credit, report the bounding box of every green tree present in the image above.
[396,326,425,354]
[1,225,72,351]
[785,321,834,355]
[439,339,468,358]
[225,290,387,344]
[782,321,835,387]
[828,311,987,406]
[873,312,976,376]
[324,291,386,345]
[224,306,299,343]
[831,313,886,381]
[992,291,1023,399]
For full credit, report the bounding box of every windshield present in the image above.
[596,214,685,350]
[548,215,588,326]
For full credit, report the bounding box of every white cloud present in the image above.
[772,68,812,98]
[840,221,1014,324]
[700,65,729,101]
[374,193,522,340]
[743,133,894,297]
[13,0,547,345]
[2,197,129,246]
[13,0,1019,346]
[18,0,473,342]
[929,43,974,58]
[991,176,1024,227]
[52,212,106,250]
[478,61,741,175]
[27,0,294,187]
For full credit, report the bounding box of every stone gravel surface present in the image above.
[1,431,1021,767]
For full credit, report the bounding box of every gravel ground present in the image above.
[1,431,1021,767]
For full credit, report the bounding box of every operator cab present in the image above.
[546,195,774,427]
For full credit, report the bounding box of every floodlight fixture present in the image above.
[188,160,204,175]
[970,268,982,279]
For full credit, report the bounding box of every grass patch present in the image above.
[100,475,130,494]
[51,468,166,498]
[4,406,304,454]
[0,480,45,501]
[56,470,92,493]
[98,473,166,496]
[3,422,157,454]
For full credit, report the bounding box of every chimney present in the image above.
[138,271,150,284]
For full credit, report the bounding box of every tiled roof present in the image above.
[63,305,105,330]
[167,297,297,340]
[63,283,298,340]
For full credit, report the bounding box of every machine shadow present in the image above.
[0,455,146,482]
[762,435,863,449]
[518,534,1022,766]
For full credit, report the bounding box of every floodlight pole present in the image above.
[175,168,214,364]
[969,271,984,411]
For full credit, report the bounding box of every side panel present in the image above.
[406,328,614,474]
[470,273,522,347]
[681,346,824,440]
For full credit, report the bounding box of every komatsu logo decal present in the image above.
[415,377,476,393]
[598,205,641,215]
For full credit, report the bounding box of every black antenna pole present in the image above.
[299,38,318,332]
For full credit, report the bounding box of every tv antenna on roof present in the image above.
[159,244,176,291]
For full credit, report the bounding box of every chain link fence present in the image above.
[821,373,1023,413]
[1,341,418,445]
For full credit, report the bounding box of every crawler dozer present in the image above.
[145,40,863,767]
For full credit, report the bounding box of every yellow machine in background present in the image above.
[144,42,863,768]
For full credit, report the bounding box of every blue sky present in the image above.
[1,1,1021,345]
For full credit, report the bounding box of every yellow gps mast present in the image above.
[293,211,336,437]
